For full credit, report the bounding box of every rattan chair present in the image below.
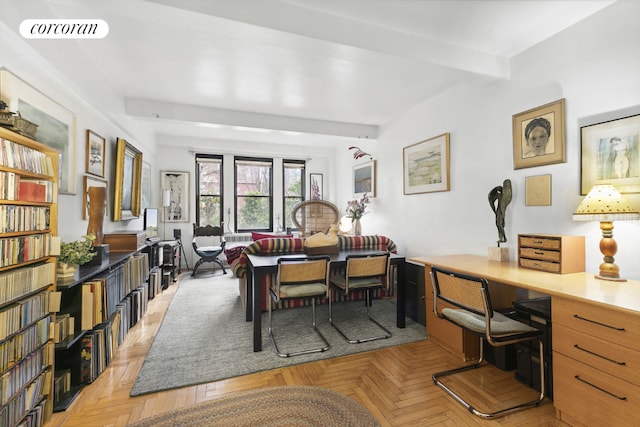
[291,200,340,237]
[268,256,331,357]
[329,252,392,343]
[192,224,227,276]
[430,265,545,419]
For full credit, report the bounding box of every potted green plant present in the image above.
[57,234,97,277]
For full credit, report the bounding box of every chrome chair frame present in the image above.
[191,224,227,276]
[430,265,545,419]
[268,256,331,358]
[329,252,392,344]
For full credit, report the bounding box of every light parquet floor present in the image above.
[47,274,568,427]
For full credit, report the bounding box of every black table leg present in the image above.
[396,261,406,328]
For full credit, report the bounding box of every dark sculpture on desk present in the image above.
[488,179,512,245]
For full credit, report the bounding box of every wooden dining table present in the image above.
[246,249,407,351]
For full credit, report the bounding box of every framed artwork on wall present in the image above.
[0,68,77,194]
[113,138,142,221]
[83,175,108,220]
[525,174,552,206]
[580,112,640,194]
[353,160,376,198]
[161,170,189,222]
[86,129,105,177]
[403,133,450,195]
[140,160,151,210]
[310,173,323,200]
[513,98,565,169]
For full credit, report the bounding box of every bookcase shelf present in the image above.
[53,241,160,413]
[0,126,58,427]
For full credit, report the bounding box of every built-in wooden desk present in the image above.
[411,254,640,427]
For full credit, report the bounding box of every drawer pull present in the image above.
[533,240,543,244]
[574,344,627,365]
[575,375,627,400]
[534,251,544,255]
[573,314,625,331]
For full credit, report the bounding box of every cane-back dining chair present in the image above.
[329,252,392,344]
[191,224,227,276]
[291,200,340,237]
[430,265,545,419]
[268,256,331,357]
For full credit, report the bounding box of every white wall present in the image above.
[338,1,640,279]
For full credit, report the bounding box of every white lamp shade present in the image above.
[573,184,639,222]
[162,189,171,207]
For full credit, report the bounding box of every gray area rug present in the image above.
[131,272,427,396]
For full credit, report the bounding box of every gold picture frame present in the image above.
[513,99,565,169]
[580,112,640,194]
[403,133,450,195]
[113,137,142,221]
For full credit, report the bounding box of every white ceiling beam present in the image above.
[147,0,509,79]
[125,98,378,139]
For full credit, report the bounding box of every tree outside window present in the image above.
[283,160,305,230]
[235,157,272,231]
[196,155,222,227]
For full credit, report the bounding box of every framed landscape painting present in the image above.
[352,160,376,198]
[403,133,450,195]
[0,68,77,193]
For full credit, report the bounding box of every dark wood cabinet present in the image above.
[405,261,426,326]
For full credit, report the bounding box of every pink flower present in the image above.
[346,193,370,220]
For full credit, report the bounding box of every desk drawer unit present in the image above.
[518,234,585,274]
[553,297,640,426]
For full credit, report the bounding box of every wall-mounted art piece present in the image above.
[310,173,323,200]
[113,138,142,221]
[161,170,189,222]
[353,160,376,198]
[513,98,565,169]
[403,133,450,195]
[86,129,105,177]
[140,160,151,210]
[580,111,640,194]
[83,175,108,220]
[0,68,77,193]
[525,174,552,206]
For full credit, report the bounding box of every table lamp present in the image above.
[573,184,639,281]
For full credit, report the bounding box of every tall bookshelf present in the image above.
[0,126,58,426]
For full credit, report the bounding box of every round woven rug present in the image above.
[128,385,380,426]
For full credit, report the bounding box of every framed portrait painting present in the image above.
[86,129,105,177]
[0,68,77,193]
[513,99,565,169]
[352,160,376,198]
[403,133,450,195]
[161,171,189,222]
[580,112,640,194]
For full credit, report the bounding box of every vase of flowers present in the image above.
[345,193,370,236]
[57,234,97,278]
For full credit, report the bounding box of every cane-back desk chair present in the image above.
[430,265,545,419]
